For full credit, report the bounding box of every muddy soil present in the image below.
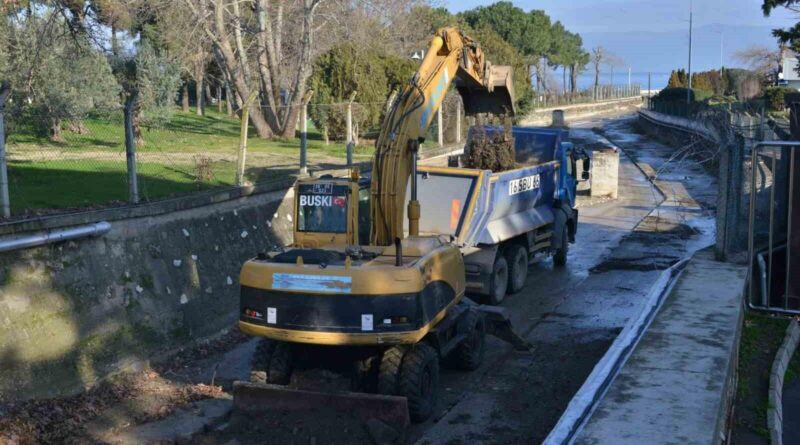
[465,125,516,171]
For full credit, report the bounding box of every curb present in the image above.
[543,259,689,444]
[768,319,800,445]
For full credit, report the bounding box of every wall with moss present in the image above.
[0,188,294,402]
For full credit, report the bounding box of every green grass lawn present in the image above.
[8,108,375,157]
[8,159,236,212]
[5,108,381,213]
[4,106,457,214]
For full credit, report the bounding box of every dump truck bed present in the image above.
[409,127,571,248]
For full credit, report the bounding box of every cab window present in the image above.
[296,184,349,233]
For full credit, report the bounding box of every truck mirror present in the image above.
[581,170,590,181]
[582,158,590,173]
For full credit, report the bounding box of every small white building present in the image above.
[778,49,800,89]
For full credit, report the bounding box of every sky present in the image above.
[445,0,799,75]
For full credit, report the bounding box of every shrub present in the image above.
[764,86,796,111]
[308,44,415,141]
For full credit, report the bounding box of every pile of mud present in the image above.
[465,125,516,171]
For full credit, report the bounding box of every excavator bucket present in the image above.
[477,304,533,352]
[233,382,410,430]
[456,65,516,118]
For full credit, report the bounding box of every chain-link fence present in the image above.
[0,93,468,218]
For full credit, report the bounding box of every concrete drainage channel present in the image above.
[0,114,725,444]
[769,320,800,445]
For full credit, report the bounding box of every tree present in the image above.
[184,0,327,139]
[668,69,688,88]
[2,7,120,140]
[469,25,534,112]
[308,43,415,140]
[733,45,780,78]
[591,47,605,98]
[764,1,800,53]
[459,3,553,92]
[548,22,570,94]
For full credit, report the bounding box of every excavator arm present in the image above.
[370,27,515,246]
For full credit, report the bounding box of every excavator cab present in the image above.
[292,175,361,248]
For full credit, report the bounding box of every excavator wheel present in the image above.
[378,345,408,395]
[399,343,439,422]
[449,309,486,371]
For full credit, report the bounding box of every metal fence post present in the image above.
[300,101,308,175]
[123,94,139,204]
[0,85,10,218]
[346,142,353,168]
[346,91,357,146]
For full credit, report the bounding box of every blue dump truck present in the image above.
[408,126,589,304]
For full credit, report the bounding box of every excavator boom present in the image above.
[370,27,515,246]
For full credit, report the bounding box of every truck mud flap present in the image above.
[232,381,410,430]
[476,304,533,352]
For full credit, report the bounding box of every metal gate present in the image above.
[747,141,800,313]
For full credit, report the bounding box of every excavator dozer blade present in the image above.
[457,65,516,117]
[232,381,410,429]
[477,304,533,352]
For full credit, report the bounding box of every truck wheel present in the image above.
[267,341,293,385]
[450,310,485,371]
[506,244,528,294]
[378,345,407,395]
[488,254,509,305]
[399,343,439,422]
[554,229,568,267]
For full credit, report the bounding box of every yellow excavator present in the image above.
[236,27,527,423]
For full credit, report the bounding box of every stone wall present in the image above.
[0,188,295,402]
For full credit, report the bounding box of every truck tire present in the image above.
[378,345,407,395]
[506,244,528,294]
[399,343,439,422]
[487,254,509,305]
[554,227,568,267]
[449,310,485,371]
[267,341,293,385]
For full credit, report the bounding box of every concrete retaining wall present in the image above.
[0,188,296,402]
[520,96,643,126]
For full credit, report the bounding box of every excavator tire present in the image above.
[378,345,408,395]
[450,310,485,371]
[267,341,293,385]
[399,343,439,422]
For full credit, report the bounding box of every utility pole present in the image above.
[687,0,693,105]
